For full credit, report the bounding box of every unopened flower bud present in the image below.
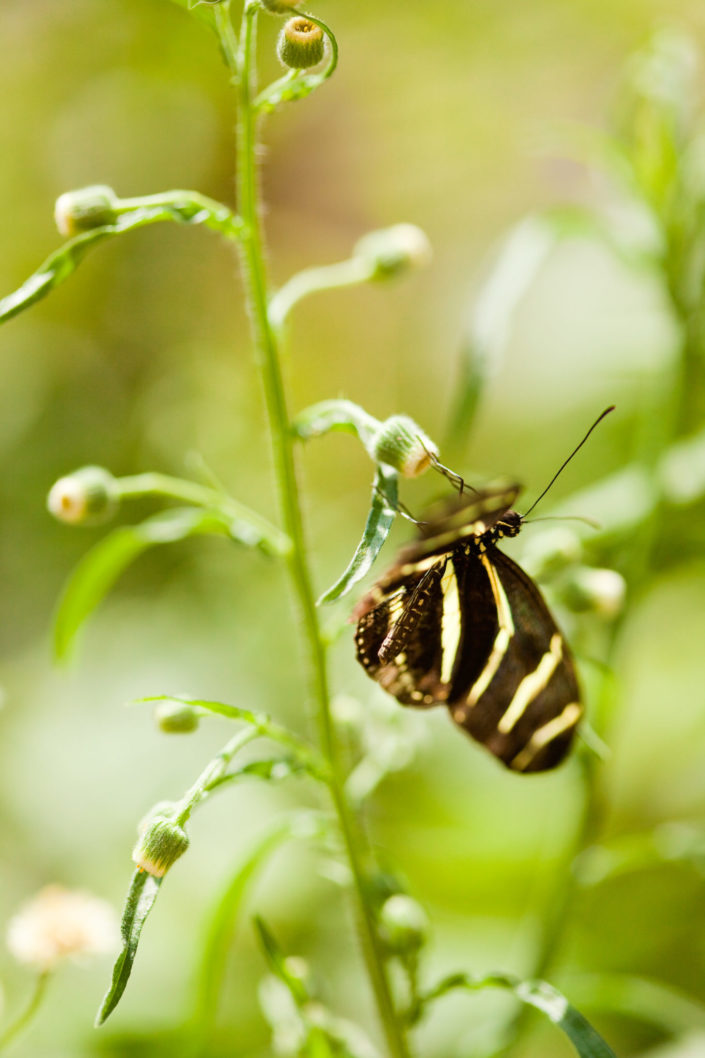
[54,185,119,238]
[559,567,626,619]
[354,224,432,280]
[261,0,300,13]
[277,17,325,69]
[47,466,119,526]
[369,415,438,477]
[379,894,429,955]
[132,817,189,877]
[154,700,200,734]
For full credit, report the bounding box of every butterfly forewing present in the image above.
[354,488,582,773]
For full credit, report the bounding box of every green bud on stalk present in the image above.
[277,17,325,69]
[379,894,429,955]
[54,185,119,237]
[369,415,439,477]
[47,466,119,526]
[132,817,189,878]
[353,224,432,280]
[154,700,200,734]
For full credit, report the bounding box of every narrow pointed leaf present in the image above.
[318,467,398,604]
[96,869,162,1025]
[53,508,232,660]
[195,814,326,1038]
[423,973,616,1058]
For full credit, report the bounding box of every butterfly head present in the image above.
[494,509,522,539]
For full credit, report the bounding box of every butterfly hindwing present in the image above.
[354,487,583,773]
[448,549,581,772]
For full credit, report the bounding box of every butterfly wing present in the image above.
[354,558,450,707]
[448,548,582,772]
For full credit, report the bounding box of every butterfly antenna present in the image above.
[521,405,615,520]
[525,514,602,531]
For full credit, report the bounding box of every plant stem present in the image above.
[222,5,410,1055]
[0,972,51,1052]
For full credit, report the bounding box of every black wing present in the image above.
[448,548,582,772]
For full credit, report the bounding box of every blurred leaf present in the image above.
[0,199,239,325]
[195,813,328,1041]
[96,869,162,1026]
[446,216,559,455]
[318,466,398,604]
[423,973,616,1058]
[254,917,309,1004]
[564,973,705,1036]
[574,822,705,887]
[54,508,233,661]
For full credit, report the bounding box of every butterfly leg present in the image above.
[378,561,446,664]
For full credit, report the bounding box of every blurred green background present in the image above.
[1,1,705,1056]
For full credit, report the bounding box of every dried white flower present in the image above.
[6,886,119,971]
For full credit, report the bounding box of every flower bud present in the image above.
[559,567,626,619]
[132,817,189,877]
[261,0,300,13]
[353,224,432,280]
[277,17,325,69]
[369,415,438,478]
[47,466,119,526]
[379,894,429,955]
[54,185,119,238]
[154,700,200,734]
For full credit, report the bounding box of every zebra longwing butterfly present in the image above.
[353,407,616,772]
[353,484,581,772]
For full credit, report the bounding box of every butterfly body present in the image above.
[354,487,581,773]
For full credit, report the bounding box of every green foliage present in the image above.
[0,193,241,325]
[53,508,236,660]
[97,869,162,1026]
[5,5,705,1058]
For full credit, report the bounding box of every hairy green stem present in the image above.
[222,5,410,1055]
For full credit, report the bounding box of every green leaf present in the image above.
[318,466,398,605]
[194,813,328,1041]
[254,917,309,1004]
[53,507,232,660]
[564,973,705,1036]
[0,199,238,325]
[96,869,162,1025]
[423,973,616,1058]
[445,215,559,454]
